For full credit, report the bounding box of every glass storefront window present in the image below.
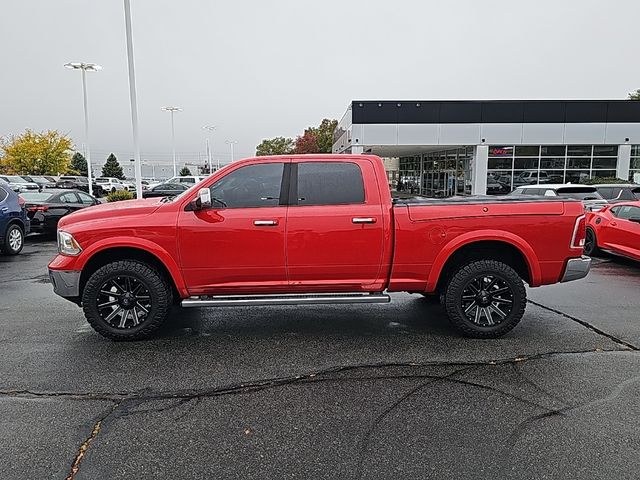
[489,146,514,157]
[591,170,616,179]
[631,145,640,156]
[488,157,513,169]
[630,171,640,183]
[514,158,539,169]
[566,157,591,169]
[565,170,591,183]
[567,145,592,156]
[541,146,566,156]
[592,157,617,169]
[632,158,640,169]
[514,146,540,156]
[540,157,565,169]
[593,146,618,156]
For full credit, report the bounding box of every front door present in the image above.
[177,161,289,295]
[285,160,385,290]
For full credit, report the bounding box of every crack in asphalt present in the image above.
[528,299,639,351]
[65,401,122,480]
[0,348,620,402]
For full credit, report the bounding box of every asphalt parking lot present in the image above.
[1,237,639,480]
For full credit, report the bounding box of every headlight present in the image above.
[57,231,82,256]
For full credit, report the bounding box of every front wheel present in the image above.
[444,260,526,338]
[82,260,172,340]
[1,224,24,255]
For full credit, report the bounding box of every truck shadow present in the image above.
[155,295,457,340]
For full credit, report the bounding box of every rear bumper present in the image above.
[49,269,81,298]
[560,256,591,283]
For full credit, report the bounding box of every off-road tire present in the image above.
[1,224,24,255]
[444,260,526,338]
[82,260,172,341]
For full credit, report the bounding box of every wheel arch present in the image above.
[78,242,188,301]
[428,233,540,293]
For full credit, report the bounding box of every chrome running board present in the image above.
[181,292,391,308]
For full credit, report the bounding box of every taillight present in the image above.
[27,205,48,212]
[571,215,586,249]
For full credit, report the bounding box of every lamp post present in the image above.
[123,0,144,198]
[63,62,102,197]
[162,106,182,177]
[202,125,216,174]
[226,140,238,163]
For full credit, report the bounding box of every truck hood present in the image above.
[58,198,163,229]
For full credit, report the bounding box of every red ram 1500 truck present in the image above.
[48,155,590,340]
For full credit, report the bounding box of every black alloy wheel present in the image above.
[97,276,152,329]
[444,260,526,338]
[82,260,172,340]
[584,228,598,256]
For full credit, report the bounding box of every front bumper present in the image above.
[49,269,81,298]
[560,256,591,283]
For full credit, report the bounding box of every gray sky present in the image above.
[2,0,639,169]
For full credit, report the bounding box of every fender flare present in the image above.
[426,230,542,291]
[77,236,189,297]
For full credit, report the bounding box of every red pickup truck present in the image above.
[48,154,590,341]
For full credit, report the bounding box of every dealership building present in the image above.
[332,100,640,196]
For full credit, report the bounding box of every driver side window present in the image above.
[209,163,284,208]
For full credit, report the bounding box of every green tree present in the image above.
[68,152,88,176]
[628,89,640,100]
[179,166,192,176]
[312,118,338,153]
[256,136,295,156]
[101,153,125,179]
[0,130,73,175]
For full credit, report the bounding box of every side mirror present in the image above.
[190,188,212,211]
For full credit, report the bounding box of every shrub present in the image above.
[582,177,631,185]
[106,190,134,202]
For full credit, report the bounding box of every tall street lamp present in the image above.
[202,125,216,174]
[123,0,143,199]
[162,106,182,177]
[64,62,102,196]
[226,140,238,163]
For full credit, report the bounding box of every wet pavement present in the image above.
[0,237,639,479]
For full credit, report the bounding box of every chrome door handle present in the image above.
[352,217,376,224]
[254,220,278,226]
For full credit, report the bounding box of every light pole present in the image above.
[64,62,102,197]
[226,140,238,163]
[202,125,216,174]
[123,0,143,199]
[162,106,182,177]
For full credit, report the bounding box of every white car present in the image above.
[96,177,126,193]
[166,175,205,186]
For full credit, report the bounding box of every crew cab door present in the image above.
[177,161,289,295]
[285,160,386,290]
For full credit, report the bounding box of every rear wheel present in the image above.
[584,228,599,256]
[82,260,172,340]
[1,224,24,255]
[444,260,526,338]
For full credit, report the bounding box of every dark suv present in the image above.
[0,182,30,255]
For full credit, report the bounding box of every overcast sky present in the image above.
[2,0,639,168]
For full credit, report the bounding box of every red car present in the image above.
[585,201,640,261]
[48,155,590,341]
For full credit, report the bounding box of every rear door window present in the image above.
[60,192,80,203]
[295,162,365,205]
[0,186,7,202]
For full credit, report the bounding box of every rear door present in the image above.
[606,205,640,258]
[285,160,385,290]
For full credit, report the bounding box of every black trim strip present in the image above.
[279,163,292,206]
[287,162,299,206]
[352,100,640,125]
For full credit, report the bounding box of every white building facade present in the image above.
[333,100,640,196]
